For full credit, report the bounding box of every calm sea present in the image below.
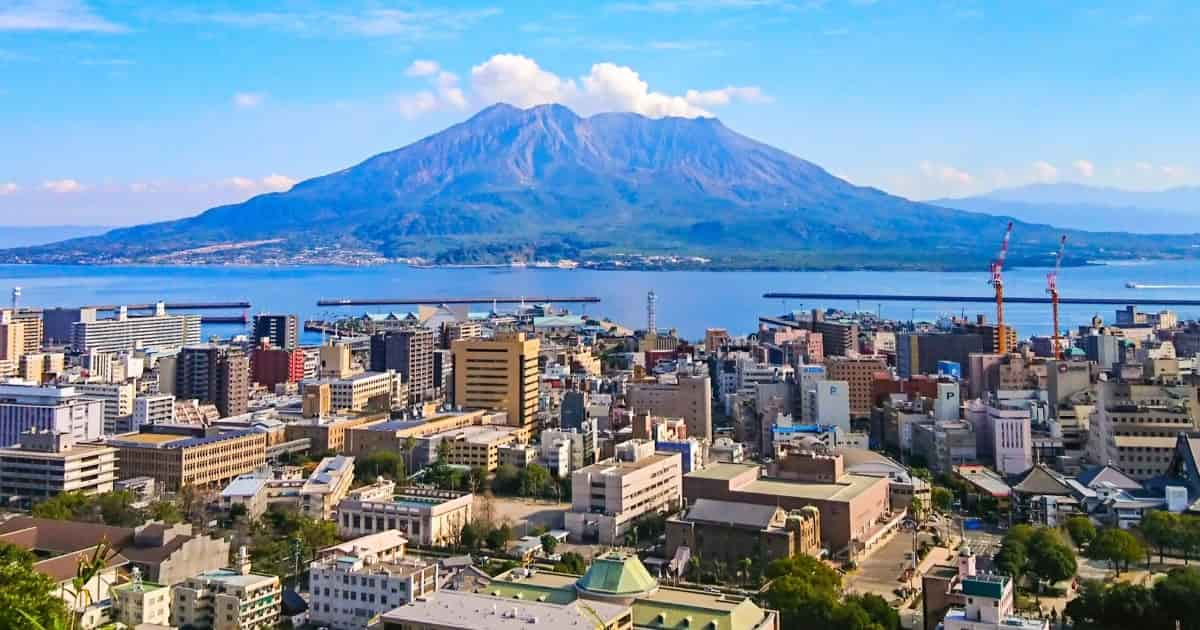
[3,261,1199,342]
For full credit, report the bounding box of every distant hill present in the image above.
[6,104,1200,269]
[0,225,112,249]
[932,183,1200,234]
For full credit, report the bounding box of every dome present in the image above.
[574,552,659,601]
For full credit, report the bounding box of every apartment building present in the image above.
[452,331,540,428]
[72,303,201,353]
[0,429,117,499]
[0,309,29,362]
[76,381,136,434]
[1090,363,1200,481]
[109,427,267,491]
[110,574,172,628]
[565,440,683,545]
[335,486,473,547]
[172,548,281,630]
[19,352,65,384]
[305,371,395,414]
[309,531,439,630]
[134,393,176,426]
[825,355,888,418]
[175,345,250,418]
[0,383,104,446]
[371,327,436,402]
[252,313,299,350]
[627,372,713,442]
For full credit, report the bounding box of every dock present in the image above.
[317,296,601,306]
[762,292,1200,307]
[90,301,252,310]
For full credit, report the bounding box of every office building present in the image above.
[172,548,281,630]
[309,531,438,630]
[284,412,385,454]
[133,393,176,426]
[300,455,357,520]
[110,573,172,628]
[666,499,821,574]
[541,422,599,471]
[335,485,473,547]
[560,390,587,431]
[0,383,104,447]
[0,309,28,362]
[306,371,396,413]
[565,440,683,545]
[19,352,65,384]
[72,303,201,353]
[175,345,250,417]
[0,429,117,499]
[371,328,436,402]
[251,343,306,389]
[1090,366,1200,481]
[108,427,266,491]
[627,373,713,442]
[453,331,540,428]
[896,332,987,379]
[824,356,887,418]
[809,380,851,432]
[252,313,299,350]
[77,381,136,435]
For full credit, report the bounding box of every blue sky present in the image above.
[0,0,1197,226]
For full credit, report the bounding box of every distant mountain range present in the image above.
[6,104,1200,270]
[0,225,111,249]
[932,183,1200,234]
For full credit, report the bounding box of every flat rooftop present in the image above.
[741,473,885,503]
[381,590,629,629]
[579,452,679,477]
[108,433,185,446]
[687,462,758,481]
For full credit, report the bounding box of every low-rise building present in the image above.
[565,440,683,545]
[110,570,172,628]
[173,547,281,630]
[108,426,267,491]
[336,486,474,547]
[301,454,356,519]
[309,531,439,630]
[665,499,820,577]
[0,429,116,499]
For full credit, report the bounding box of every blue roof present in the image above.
[366,420,425,432]
[221,476,267,497]
[772,424,836,435]
[168,429,259,449]
[534,315,586,328]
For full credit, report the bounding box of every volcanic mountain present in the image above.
[9,103,1198,269]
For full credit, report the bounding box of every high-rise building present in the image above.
[251,342,305,389]
[452,331,540,428]
[370,328,435,402]
[175,345,250,418]
[77,382,136,435]
[252,313,299,350]
[133,393,176,426]
[1090,362,1200,481]
[628,373,713,442]
[1,307,43,356]
[824,355,888,418]
[0,383,104,446]
[560,390,587,431]
[72,303,201,353]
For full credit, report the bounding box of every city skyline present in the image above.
[1,0,1198,226]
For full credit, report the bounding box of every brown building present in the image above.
[452,331,540,428]
[665,499,820,576]
[175,345,250,418]
[825,355,888,418]
[683,454,892,555]
[251,343,305,389]
[284,412,385,454]
[808,310,859,357]
[108,428,266,491]
[627,373,713,442]
[344,409,496,459]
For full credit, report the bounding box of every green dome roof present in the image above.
[575,552,659,598]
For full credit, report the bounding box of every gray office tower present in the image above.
[253,314,299,350]
[175,345,250,418]
[370,328,435,402]
[561,390,587,431]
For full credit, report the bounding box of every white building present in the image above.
[797,365,827,422]
[934,380,961,422]
[309,531,438,630]
[540,423,598,473]
[0,429,117,499]
[172,548,280,630]
[0,382,104,446]
[810,380,851,432]
[565,440,682,544]
[133,393,176,426]
[72,303,202,354]
[942,554,1046,630]
[77,382,136,435]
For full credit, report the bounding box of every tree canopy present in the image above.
[1090,528,1144,575]
[764,555,897,630]
[0,542,67,629]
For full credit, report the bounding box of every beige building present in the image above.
[109,428,267,491]
[627,372,713,442]
[305,371,395,414]
[453,331,540,428]
[438,425,527,472]
[172,548,280,630]
[301,454,356,519]
[110,572,172,628]
[1,307,43,356]
[310,531,438,630]
[344,409,495,459]
[824,355,888,418]
[565,440,683,545]
[284,411,385,453]
[77,381,137,434]
[19,352,65,384]
[0,310,29,362]
[336,485,473,547]
[666,500,821,576]
[0,429,117,499]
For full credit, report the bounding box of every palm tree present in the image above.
[738,557,754,586]
[22,539,115,630]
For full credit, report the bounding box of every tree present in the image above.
[1091,528,1144,575]
[909,497,927,523]
[147,500,182,525]
[1153,567,1200,630]
[466,466,486,494]
[1029,542,1076,594]
[492,464,521,495]
[553,552,587,575]
[520,464,552,498]
[2,542,67,630]
[96,491,142,527]
[356,450,405,484]
[540,534,558,556]
[31,492,89,521]
[994,539,1028,582]
[460,522,483,551]
[1141,510,1179,563]
[486,524,512,551]
[931,486,954,512]
[228,503,248,522]
[846,593,900,630]
[1065,516,1097,548]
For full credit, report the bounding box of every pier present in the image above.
[90,301,252,311]
[317,296,601,306]
[762,292,1200,307]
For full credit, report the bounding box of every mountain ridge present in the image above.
[7,103,1200,270]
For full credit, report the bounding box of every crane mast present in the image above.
[1047,235,1068,359]
[988,222,1014,354]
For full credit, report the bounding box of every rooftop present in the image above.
[743,474,885,503]
[380,589,630,630]
[577,452,679,478]
[684,462,758,482]
[191,567,278,589]
[575,552,659,598]
[107,432,184,446]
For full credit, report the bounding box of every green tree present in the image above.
[846,593,900,630]
[553,552,587,574]
[1029,541,1077,594]
[460,522,482,551]
[1153,567,1200,630]
[1141,510,1179,563]
[486,524,512,551]
[492,464,521,495]
[96,490,142,526]
[356,450,406,484]
[1065,516,1097,548]
[1,542,67,630]
[519,464,552,498]
[994,539,1028,582]
[1091,528,1144,575]
[540,534,558,556]
[147,500,182,525]
[931,486,954,512]
[31,491,90,521]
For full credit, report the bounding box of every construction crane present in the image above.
[988,222,1014,354]
[1047,235,1068,359]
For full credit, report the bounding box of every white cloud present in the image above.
[224,176,257,191]
[42,179,83,193]
[405,59,441,77]
[468,54,767,118]
[1161,164,1189,178]
[0,0,126,33]
[0,182,18,195]
[396,91,440,119]
[1032,160,1058,182]
[233,91,266,109]
[919,161,973,185]
[607,0,782,13]
[261,174,296,191]
[1072,159,1095,178]
[1135,161,1154,173]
